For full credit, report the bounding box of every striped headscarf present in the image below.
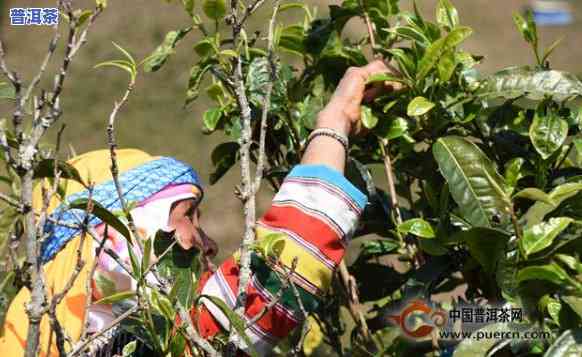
[41,150,202,262]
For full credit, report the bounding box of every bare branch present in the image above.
[338,261,370,341]
[67,305,140,357]
[0,39,24,143]
[379,139,403,225]
[289,259,310,356]
[237,0,267,29]
[106,72,141,251]
[21,27,60,108]
[245,255,295,328]
[252,0,280,194]
[0,191,22,210]
[48,188,92,356]
[80,225,107,340]
[227,0,281,351]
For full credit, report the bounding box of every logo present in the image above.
[9,8,59,26]
[388,300,448,338]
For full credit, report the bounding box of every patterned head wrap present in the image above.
[39,149,203,262]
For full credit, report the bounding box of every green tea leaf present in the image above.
[525,183,582,226]
[206,83,224,101]
[210,142,239,184]
[360,105,378,129]
[481,68,582,101]
[546,297,563,324]
[94,60,136,81]
[95,290,136,305]
[359,239,399,259]
[68,198,132,243]
[437,49,456,82]
[529,110,568,160]
[513,13,536,46]
[436,0,459,29]
[513,188,554,205]
[0,82,15,100]
[562,296,582,319]
[253,233,286,259]
[504,158,526,195]
[517,263,568,284]
[182,0,194,16]
[203,0,226,20]
[34,159,86,186]
[375,117,409,140]
[278,25,305,56]
[397,218,435,238]
[197,295,259,357]
[185,63,213,106]
[389,26,429,47]
[542,36,563,64]
[386,48,415,79]
[365,73,407,85]
[520,217,573,257]
[433,136,511,227]
[407,96,435,116]
[453,227,510,273]
[194,38,217,58]
[122,341,137,357]
[417,26,472,80]
[246,57,289,112]
[555,254,579,271]
[202,107,222,133]
[143,28,192,72]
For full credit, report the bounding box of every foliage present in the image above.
[140,0,582,355]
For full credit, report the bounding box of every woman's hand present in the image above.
[317,60,402,136]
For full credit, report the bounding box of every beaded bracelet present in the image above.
[306,127,349,154]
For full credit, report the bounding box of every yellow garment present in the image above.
[0,149,154,357]
[255,226,333,289]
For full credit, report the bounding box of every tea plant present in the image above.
[143,0,582,355]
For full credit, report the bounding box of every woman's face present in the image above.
[167,187,218,259]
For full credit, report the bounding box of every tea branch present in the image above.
[226,0,281,352]
[0,2,104,355]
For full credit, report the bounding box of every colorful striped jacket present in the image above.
[195,164,367,355]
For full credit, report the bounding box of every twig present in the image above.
[245,256,296,328]
[80,225,107,340]
[338,261,370,341]
[67,305,139,357]
[379,139,403,227]
[48,189,92,355]
[0,41,25,147]
[176,303,220,357]
[0,192,22,210]
[252,0,280,195]
[106,70,141,252]
[21,26,60,108]
[289,259,310,356]
[236,0,267,30]
[227,0,281,352]
[362,10,377,54]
